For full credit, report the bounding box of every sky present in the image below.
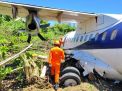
[3,0,122,14]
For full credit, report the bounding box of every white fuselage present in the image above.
[62,14,122,80]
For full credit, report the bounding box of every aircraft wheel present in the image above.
[61,66,80,76]
[60,72,81,87]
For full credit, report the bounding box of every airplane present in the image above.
[0,0,122,87]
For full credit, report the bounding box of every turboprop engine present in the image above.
[26,10,50,43]
[12,6,50,43]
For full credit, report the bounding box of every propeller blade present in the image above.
[37,33,46,41]
[27,34,31,43]
[40,23,50,29]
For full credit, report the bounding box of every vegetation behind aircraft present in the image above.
[0,15,75,87]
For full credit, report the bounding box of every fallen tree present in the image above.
[0,57,51,90]
[0,43,51,90]
[22,54,39,82]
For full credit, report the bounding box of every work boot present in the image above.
[54,83,59,91]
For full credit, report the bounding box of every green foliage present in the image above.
[0,38,8,44]
[0,46,9,59]
[51,23,75,33]
[0,15,12,24]
[0,67,12,80]
[0,20,25,34]
[41,23,75,42]
[0,15,75,82]
[40,20,48,24]
[11,56,24,68]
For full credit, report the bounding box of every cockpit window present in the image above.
[110,30,117,40]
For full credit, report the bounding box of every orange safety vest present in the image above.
[48,47,65,66]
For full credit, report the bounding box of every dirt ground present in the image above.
[6,80,122,91]
[8,82,99,91]
[2,70,122,91]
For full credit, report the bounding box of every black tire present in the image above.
[61,66,80,76]
[60,72,81,87]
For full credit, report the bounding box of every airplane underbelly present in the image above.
[82,48,122,80]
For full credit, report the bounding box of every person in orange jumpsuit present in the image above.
[48,40,65,89]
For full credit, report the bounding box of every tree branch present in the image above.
[0,44,33,66]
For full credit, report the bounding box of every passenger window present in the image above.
[102,32,107,41]
[76,36,79,42]
[84,35,88,41]
[80,36,83,42]
[89,34,93,40]
[95,33,99,41]
[110,30,117,40]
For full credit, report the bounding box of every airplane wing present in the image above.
[0,1,97,22]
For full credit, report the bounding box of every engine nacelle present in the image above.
[28,18,37,30]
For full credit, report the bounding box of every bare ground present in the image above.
[21,81,122,91]
[3,79,122,91]
[7,82,99,91]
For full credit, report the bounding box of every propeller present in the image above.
[26,11,50,43]
[27,23,50,43]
